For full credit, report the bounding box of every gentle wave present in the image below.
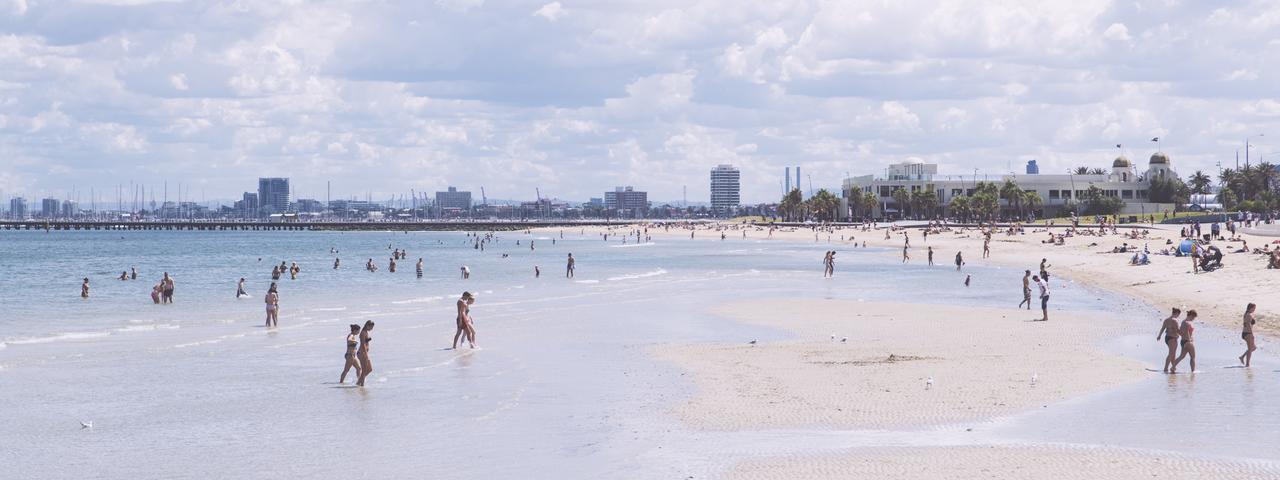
[607,268,668,282]
[574,279,600,284]
[310,307,348,312]
[115,324,180,333]
[608,242,655,248]
[3,331,113,346]
[391,296,445,305]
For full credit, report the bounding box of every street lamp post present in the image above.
[1247,134,1264,168]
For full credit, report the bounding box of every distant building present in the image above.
[1026,160,1040,174]
[9,197,27,219]
[605,186,648,217]
[234,192,259,218]
[258,178,291,215]
[295,198,323,213]
[61,200,78,218]
[587,197,604,208]
[41,198,60,218]
[785,167,791,193]
[329,199,383,217]
[710,164,741,215]
[435,187,472,215]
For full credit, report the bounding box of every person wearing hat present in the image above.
[452,291,477,349]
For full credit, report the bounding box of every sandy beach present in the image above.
[653,299,1141,430]
[547,221,1277,478]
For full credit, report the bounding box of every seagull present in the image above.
[830,334,836,341]
[926,376,934,390]
[748,340,757,345]
[841,337,848,343]
[80,421,93,430]
[1031,373,1039,386]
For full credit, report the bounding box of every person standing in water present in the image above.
[236,278,247,298]
[534,265,541,278]
[130,267,137,280]
[1018,270,1032,310]
[356,321,374,387]
[452,291,477,349]
[264,282,279,328]
[566,253,576,278]
[333,257,340,269]
[954,251,964,271]
[1038,258,1051,283]
[388,256,397,273]
[1033,275,1049,321]
[81,278,90,298]
[150,282,161,304]
[1172,310,1198,373]
[1240,303,1258,367]
[161,273,175,304]
[339,324,362,384]
[1156,308,1182,373]
[927,246,934,266]
[416,258,424,278]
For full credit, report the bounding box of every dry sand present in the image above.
[725,445,1280,480]
[652,299,1142,430]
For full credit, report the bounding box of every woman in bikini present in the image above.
[1155,307,1181,373]
[356,321,374,387]
[264,282,279,328]
[452,292,476,349]
[1172,310,1198,373]
[339,324,362,383]
[1240,303,1258,367]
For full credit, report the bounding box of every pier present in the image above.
[0,220,624,232]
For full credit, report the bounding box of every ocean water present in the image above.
[1,228,1276,478]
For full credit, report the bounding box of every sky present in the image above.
[3,0,1280,205]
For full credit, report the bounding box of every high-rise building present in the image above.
[257,178,291,215]
[41,198,60,218]
[710,164,741,215]
[435,187,472,213]
[604,186,648,217]
[61,200,78,218]
[1026,160,1040,174]
[234,192,259,218]
[9,197,28,219]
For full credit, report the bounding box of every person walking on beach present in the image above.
[1018,270,1032,310]
[264,282,280,328]
[339,324,362,384]
[1156,308,1182,373]
[81,277,90,298]
[982,238,991,258]
[566,253,576,278]
[827,251,836,277]
[452,292,477,350]
[1240,303,1258,367]
[902,244,910,263]
[955,251,964,271]
[1190,241,1201,274]
[1033,275,1049,321]
[927,246,934,266]
[236,278,247,298]
[356,321,374,387]
[1172,310,1198,373]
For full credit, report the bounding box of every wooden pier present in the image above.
[0,220,622,232]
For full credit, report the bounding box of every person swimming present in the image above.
[339,324,362,384]
[236,277,247,298]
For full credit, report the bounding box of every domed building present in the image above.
[1147,152,1173,180]
[1112,156,1134,182]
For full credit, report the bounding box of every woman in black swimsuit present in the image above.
[356,321,375,387]
[339,324,362,384]
[1155,308,1181,373]
[1240,303,1258,367]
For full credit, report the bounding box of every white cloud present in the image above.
[534,2,563,21]
[3,0,1280,202]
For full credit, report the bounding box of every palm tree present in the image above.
[890,187,911,219]
[949,195,971,222]
[863,191,878,220]
[779,188,803,221]
[1088,167,1107,175]
[807,189,839,221]
[1074,166,1091,175]
[999,179,1023,220]
[846,186,864,219]
[1188,170,1212,209]
[918,185,939,219]
[1023,191,1042,220]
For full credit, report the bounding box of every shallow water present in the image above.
[1,229,1276,478]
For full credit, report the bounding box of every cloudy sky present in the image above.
[3,0,1280,205]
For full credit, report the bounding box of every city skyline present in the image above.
[3,2,1280,204]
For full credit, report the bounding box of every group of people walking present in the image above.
[1156,304,1259,373]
